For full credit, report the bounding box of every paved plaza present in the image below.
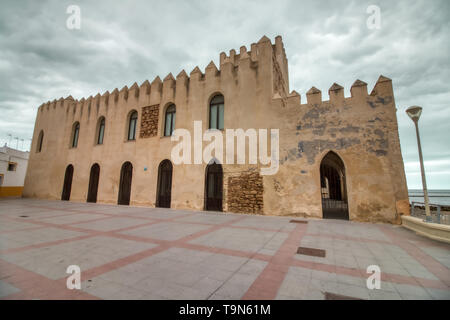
[0,198,449,300]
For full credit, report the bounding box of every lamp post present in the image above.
[406,106,431,222]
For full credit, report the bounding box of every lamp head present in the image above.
[406,106,422,122]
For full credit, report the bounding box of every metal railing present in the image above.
[410,202,450,225]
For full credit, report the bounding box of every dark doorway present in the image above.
[205,162,223,211]
[118,161,133,205]
[156,160,172,208]
[61,164,74,201]
[320,152,349,220]
[87,163,100,203]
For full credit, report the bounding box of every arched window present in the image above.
[71,122,80,148]
[97,117,105,145]
[128,111,138,141]
[209,95,224,130]
[36,130,44,153]
[164,104,176,137]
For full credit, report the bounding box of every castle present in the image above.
[23,35,410,223]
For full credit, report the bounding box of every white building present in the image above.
[0,144,29,197]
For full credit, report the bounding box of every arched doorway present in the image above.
[61,164,74,201]
[205,162,223,211]
[320,152,349,220]
[156,160,172,208]
[118,162,133,205]
[87,163,100,203]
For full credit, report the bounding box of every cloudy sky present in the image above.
[0,0,449,189]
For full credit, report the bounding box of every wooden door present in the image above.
[61,165,74,201]
[206,163,223,211]
[87,164,100,203]
[157,160,172,208]
[118,162,133,205]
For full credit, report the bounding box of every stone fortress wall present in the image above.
[23,35,410,224]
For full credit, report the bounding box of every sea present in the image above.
[408,189,450,207]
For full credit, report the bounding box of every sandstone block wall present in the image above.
[227,172,264,214]
[140,105,159,138]
[23,35,410,224]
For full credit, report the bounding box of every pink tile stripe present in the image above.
[106,232,274,262]
[72,216,248,282]
[290,257,448,290]
[378,225,450,287]
[305,232,392,245]
[1,200,449,300]
[0,214,186,255]
[179,242,273,262]
[80,244,171,282]
[0,207,289,256]
[1,234,97,255]
[0,259,99,300]
[2,215,110,234]
[1,214,245,300]
[6,204,289,234]
[242,223,308,300]
[20,204,195,222]
[0,225,48,235]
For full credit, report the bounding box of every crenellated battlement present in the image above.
[37,71,392,119]
[292,75,394,107]
[36,36,393,124]
[37,35,293,114]
[25,34,409,225]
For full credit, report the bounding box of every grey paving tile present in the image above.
[119,222,211,241]
[277,267,311,299]
[275,294,301,300]
[82,277,125,298]
[177,213,237,225]
[393,283,434,300]
[369,289,402,300]
[2,198,450,300]
[309,279,339,293]
[38,213,107,225]
[1,227,86,248]
[108,286,148,300]
[335,283,371,300]
[71,217,148,231]
[0,280,20,298]
[237,259,267,275]
[209,266,263,300]
[230,216,292,230]
[2,236,157,280]
[425,288,450,300]
[303,288,325,300]
[190,227,278,253]
[336,274,367,288]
